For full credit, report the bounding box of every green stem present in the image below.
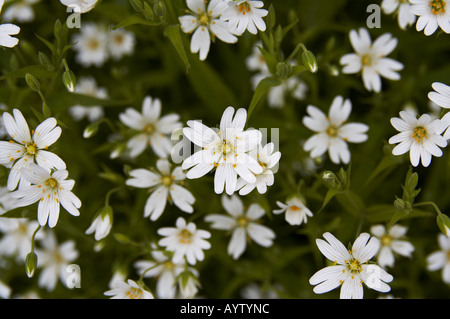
[105,187,122,207]
[30,225,42,252]
[412,201,443,216]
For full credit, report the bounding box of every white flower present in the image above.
[245,41,268,73]
[0,280,11,299]
[428,82,450,109]
[388,110,447,167]
[0,185,20,214]
[2,0,40,23]
[182,106,263,195]
[251,72,308,109]
[273,196,313,226]
[0,217,41,261]
[205,195,275,259]
[60,0,98,13]
[104,279,154,299]
[36,231,79,291]
[382,0,417,30]
[0,109,66,191]
[119,96,181,159]
[0,0,20,48]
[72,23,109,67]
[235,142,281,195]
[12,163,81,228]
[85,206,113,241]
[135,250,186,299]
[126,159,195,221]
[158,217,211,265]
[370,224,415,268]
[221,0,268,35]
[107,27,136,60]
[340,28,403,93]
[179,0,237,61]
[69,76,107,123]
[410,0,450,35]
[426,233,450,284]
[309,232,394,299]
[303,96,369,164]
[178,270,200,299]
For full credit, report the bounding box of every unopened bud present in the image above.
[83,122,99,138]
[25,251,38,278]
[62,70,76,92]
[129,0,144,12]
[153,0,166,17]
[276,62,292,80]
[394,198,406,210]
[302,50,318,73]
[322,170,339,189]
[437,213,450,237]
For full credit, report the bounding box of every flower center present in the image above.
[161,175,173,187]
[114,34,124,45]
[290,205,301,211]
[347,259,362,273]
[126,287,143,299]
[144,123,155,134]
[430,0,446,15]
[381,235,392,246]
[326,125,339,138]
[26,143,37,155]
[412,126,427,143]
[87,38,100,50]
[45,178,58,189]
[222,140,233,155]
[163,261,175,271]
[361,53,373,67]
[238,2,251,15]
[199,13,209,25]
[237,216,248,228]
[178,229,193,244]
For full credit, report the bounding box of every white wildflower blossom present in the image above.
[426,233,450,284]
[370,224,415,268]
[69,76,108,123]
[179,0,238,61]
[0,217,41,261]
[273,196,313,226]
[158,217,211,265]
[119,96,181,159]
[382,0,417,30]
[410,0,450,35]
[388,110,447,167]
[36,231,79,291]
[303,96,369,165]
[104,279,154,299]
[235,142,281,195]
[340,28,403,93]
[221,0,268,35]
[72,23,109,67]
[205,195,275,259]
[0,0,20,48]
[0,109,66,191]
[2,0,40,23]
[126,159,195,221]
[60,0,98,13]
[108,27,136,60]
[182,106,263,195]
[12,163,81,228]
[309,232,394,299]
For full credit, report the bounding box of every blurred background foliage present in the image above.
[0,0,449,299]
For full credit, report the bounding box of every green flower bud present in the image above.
[62,70,77,93]
[437,213,450,237]
[302,50,318,73]
[25,251,38,278]
[276,62,292,80]
[153,0,166,17]
[322,170,339,189]
[83,122,99,139]
[129,0,144,12]
[394,197,406,210]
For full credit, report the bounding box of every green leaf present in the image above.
[0,65,55,81]
[164,24,190,73]
[247,76,281,119]
[318,188,340,213]
[113,14,160,30]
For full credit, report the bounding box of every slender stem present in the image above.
[105,187,122,207]
[30,225,42,252]
[412,201,443,215]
